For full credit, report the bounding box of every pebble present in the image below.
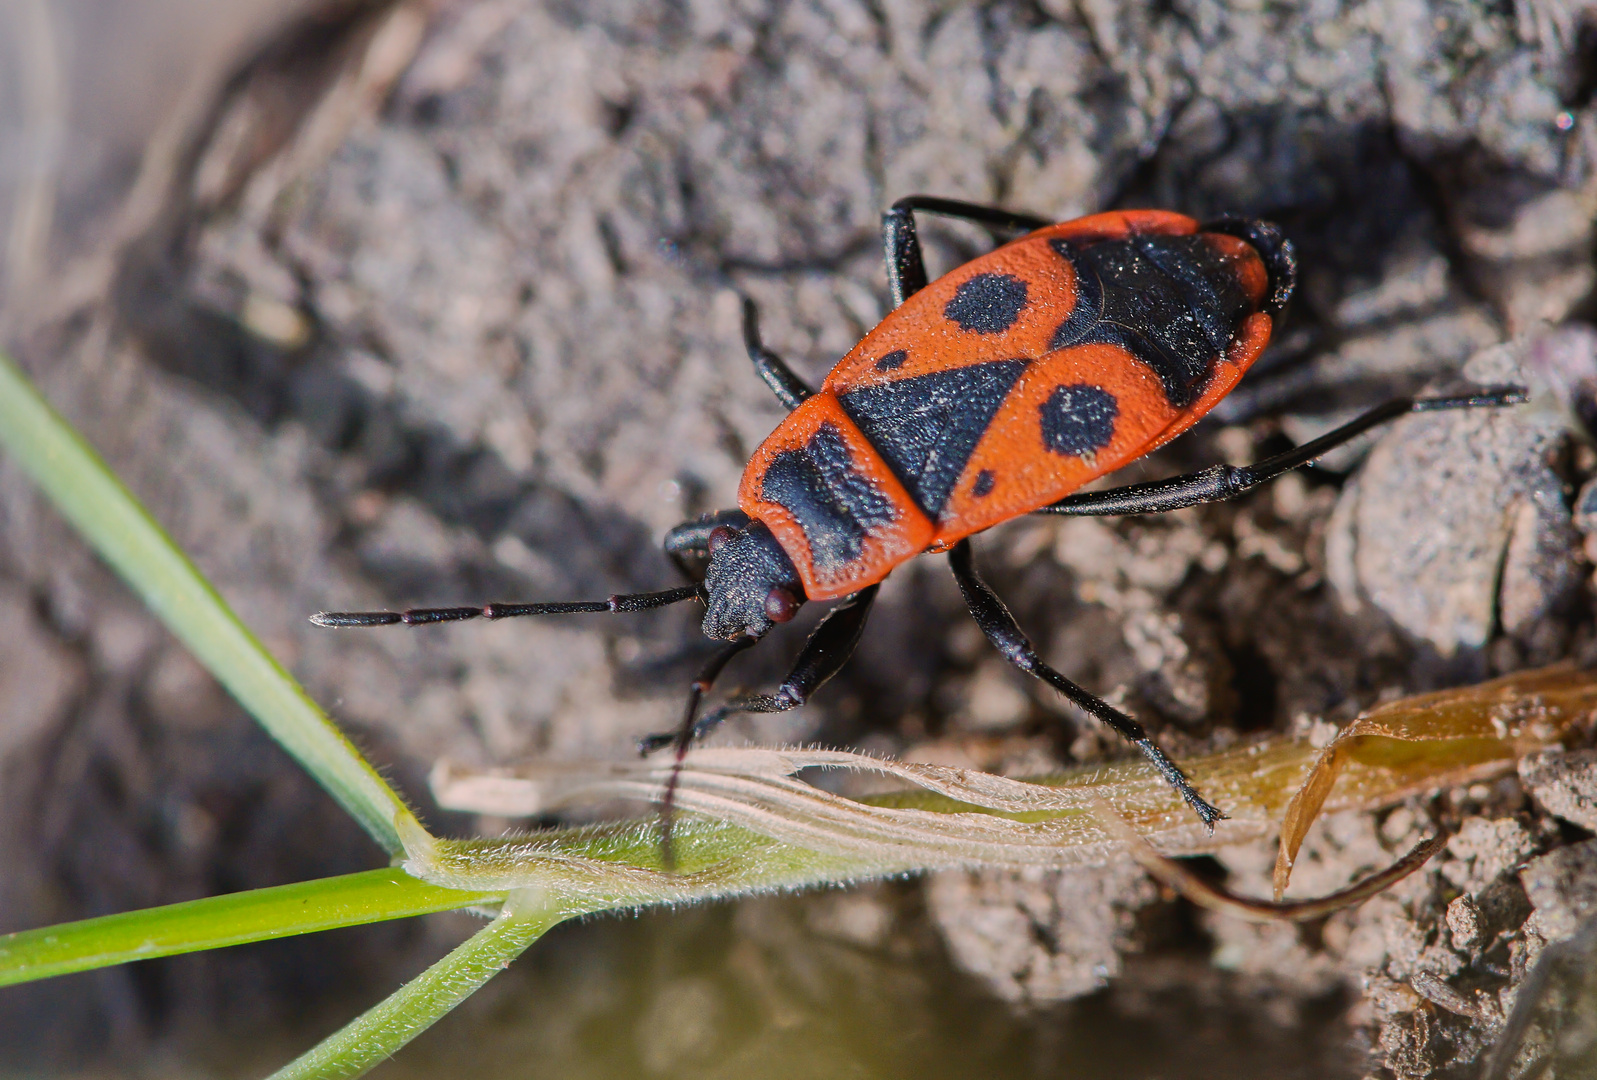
[1521,838,1597,943]
[1518,748,1597,831]
[1326,332,1584,656]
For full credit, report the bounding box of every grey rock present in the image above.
[1522,838,1597,943]
[1443,816,1539,896]
[1326,334,1581,656]
[1520,748,1597,831]
[1120,607,1233,725]
[1446,894,1485,953]
[1474,873,1536,950]
[1522,323,1597,432]
[952,659,1033,733]
[925,860,1157,1005]
[1573,476,1597,538]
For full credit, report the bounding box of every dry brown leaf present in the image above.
[1272,663,1597,899]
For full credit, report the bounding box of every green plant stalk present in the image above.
[0,350,413,854]
[0,869,506,987]
[267,898,564,1080]
[0,721,1560,991]
[0,802,1029,990]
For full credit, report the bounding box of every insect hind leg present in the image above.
[947,539,1224,829]
[1037,386,1527,518]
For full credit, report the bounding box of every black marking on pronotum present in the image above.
[972,469,996,497]
[760,423,896,574]
[874,349,908,372]
[1049,235,1251,407]
[838,358,1029,519]
[1040,383,1118,457]
[944,273,1029,334]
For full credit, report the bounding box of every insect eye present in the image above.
[707,525,737,554]
[764,586,798,623]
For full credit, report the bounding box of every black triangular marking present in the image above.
[838,359,1030,519]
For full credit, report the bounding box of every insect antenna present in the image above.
[309,585,703,627]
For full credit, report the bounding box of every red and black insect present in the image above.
[313,197,1525,829]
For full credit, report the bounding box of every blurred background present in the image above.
[3,0,1597,1076]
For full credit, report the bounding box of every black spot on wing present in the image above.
[839,359,1029,520]
[874,349,908,372]
[1039,384,1118,457]
[972,469,996,497]
[1049,234,1252,407]
[944,273,1029,334]
[760,423,895,575]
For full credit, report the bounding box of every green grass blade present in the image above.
[0,869,506,987]
[0,350,413,854]
[267,900,562,1080]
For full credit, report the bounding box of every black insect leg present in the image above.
[653,635,758,867]
[664,509,752,583]
[741,295,813,410]
[310,585,701,627]
[882,196,1054,308]
[1036,386,1528,518]
[638,583,881,754]
[947,539,1224,828]
[646,586,877,866]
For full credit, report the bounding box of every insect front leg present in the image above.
[947,539,1224,828]
[652,635,758,866]
[663,509,751,584]
[881,196,1052,307]
[644,584,878,867]
[637,583,880,753]
[740,295,813,411]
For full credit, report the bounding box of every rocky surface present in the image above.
[6,0,1597,1076]
[1326,332,1585,664]
[926,859,1159,1005]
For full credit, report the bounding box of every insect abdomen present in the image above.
[740,210,1294,598]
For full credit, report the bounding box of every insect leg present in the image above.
[646,587,877,867]
[309,584,701,627]
[947,539,1224,828]
[637,584,880,754]
[664,509,751,582]
[741,295,813,410]
[882,196,1053,308]
[1036,386,1528,518]
[655,635,758,867]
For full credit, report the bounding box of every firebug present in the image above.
[314,197,1526,831]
